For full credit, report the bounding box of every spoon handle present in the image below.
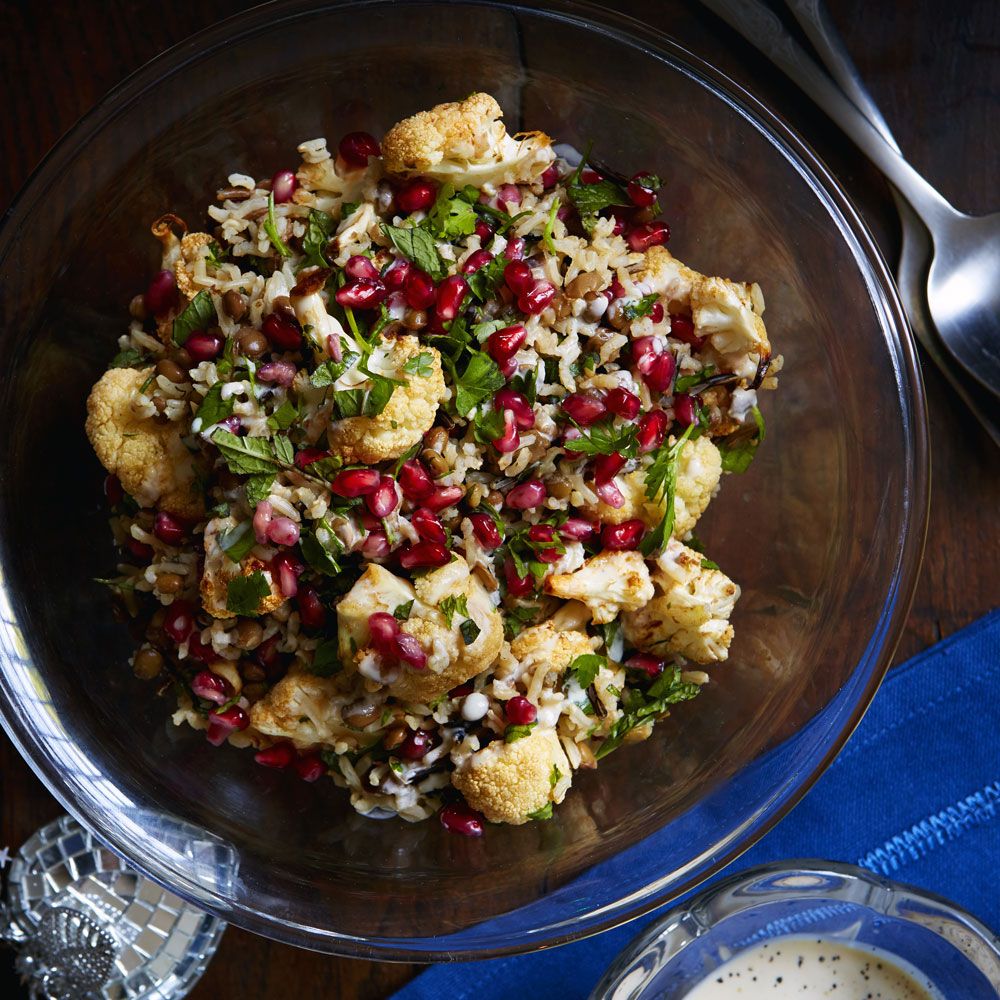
[699,0,956,228]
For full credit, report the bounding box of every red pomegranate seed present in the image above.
[297,584,326,629]
[205,705,250,746]
[253,499,273,544]
[255,634,280,670]
[503,557,534,597]
[338,131,381,169]
[331,468,381,497]
[440,802,485,837]
[358,510,381,531]
[366,476,399,517]
[344,254,380,282]
[435,275,468,321]
[125,536,153,561]
[295,447,328,469]
[362,530,390,559]
[257,360,296,386]
[637,410,669,453]
[394,632,427,668]
[561,392,607,427]
[560,517,597,542]
[497,183,521,207]
[527,524,561,563]
[626,171,659,208]
[631,336,661,375]
[399,541,450,569]
[383,260,412,290]
[186,330,224,362]
[669,314,705,349]
[154,511,186,546]
[449,682,473,698]
[605,387,641,419]
[398,460,434,501]
[410,507,446,544]
[294,754,326,782]
[145,269,177,314]
[674,393,697,427]
[336,279,386,310]
[271,169,297,204]
[469,513,502,550]
[461,248,494,274]
[626,220,670,252]
[645,352,676,393]
[648,301,665,323]
[504,260,534,295]
[596,480,625,508]
[494,388,534,429]
[103,474,124,506]
[368,612,400,656]
[272,552,303,598]
[474,219,494,242]
[518,280,556,315]
[540,164,561,189]
[487,324,527,365]
[424,486,464,512]
[191,670,231,705]
[607,206,631,237]
[262,312,302,350]
[602,519,645,551]
[506,479,547,510]
[626,653,665,677]
[506,695,537,725]
[397,179,437,213]
[404,269,437,310]
[255,743,295,768]
[398,728,434,760]
[163,601,196,643]
[505,236,526,260]
[607,278,626,300]
[493,410,520,454]
[580,166,604,184]
[593,452,626,484]
[218,415,241,434]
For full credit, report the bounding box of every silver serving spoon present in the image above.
[700,0,1000,403]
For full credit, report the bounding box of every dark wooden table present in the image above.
[1,1,997,996]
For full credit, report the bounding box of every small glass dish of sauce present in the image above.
[591,861,1000,999]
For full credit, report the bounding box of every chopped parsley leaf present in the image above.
[563,418,639,457]
[263,192,292,257]
[639,423,696,557]
[622,294,659,320]
[402,351,434,377]
[459,618,481,645]
[310,639,341,677]
[393,600,414,621]
[566,653,605,690]
[453,351,505,417]
[527,802,553,821]
[301,209,335,269]
[718,406,766,473]
[225,570,271,615]
[218,520,256,563]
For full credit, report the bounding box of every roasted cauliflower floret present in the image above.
[173,231,215,300]
[580,470,660,527]
[632,245,702,311]
[199,516,285,619]
[496,621,597,697]
[545,551,653,625]
[250,671,346,748]
[622,539,740,664]
[381,92,554,186]
[452,726,571,825]
[294,155,369,214]
[326,336,446,464]
[674,435,723,538]
[336,563,417,664]
[85,367,204,519]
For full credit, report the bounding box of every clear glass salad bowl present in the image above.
[0,0,927,959]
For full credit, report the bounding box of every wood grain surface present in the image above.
[0,1,997,997]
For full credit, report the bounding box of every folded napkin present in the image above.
[394,610,1000,1000]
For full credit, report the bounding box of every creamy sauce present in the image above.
[683,936,941,999]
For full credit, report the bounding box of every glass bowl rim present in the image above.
[0,0,929,959]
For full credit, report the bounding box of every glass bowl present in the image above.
[591,861,1000,998]
[0,0,927,959]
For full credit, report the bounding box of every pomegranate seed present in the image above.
[345,254,380,282]
[528,524,561,562]
[336,279,386,310]
[602,519,645,551]
[294,754,326,782]
[326,334,342,361]
[645,352,676,393]
[297,584,326,629]
[154,511,186,546]
[434,275,468,321]
[674,393,697,427]
[218,415,241,434]
[607,278,626,300]
[394,631,427,669]
[648,302,665,323]
[404,269,437,310]
[498,357,518,379]
[253,499,273,544]
[186,634,215,664]
[449,682,473,698]
[631,336,661,375]
[560,517,597,542]
[295,447,328,469]
[398,460,434,501]
[596,481,626,508]
[191,670,231,705]
[145,270,177,314]
[257,360,296,386]
[540,164,561,188]
[605,387,641,419]
[206,705,250,746]
[505,236,526,260]
[399,541,450,569]
[504,260,534,295]
[411,507,446,544]
[271,169,297,204]
[637,410,669,453]
[262,312,302,350]
[339,131,380,169]
[469,513,502,550]
[487,324,527,365]
[503,557,534,597]
[474,219,494,242]
[362,530,391,559]
[461,248,494,274]
[626,221,670,252]
[494,388,534,429]
[506,479,546,510]
[397,179,437,213]
[163,601,196,643]
[358,510,381,531]
[398,728,434,760]
[518,280,556,315]
[103,474,124,507]
[255,743,295,768]
[669,314,705,349]
[626,171,659,208]
[186,330,224,362]
[366,476,399,517]
[493,410,520,454]
[497,183,521,207]
[424,486,464,512]
[368,612,400,656]
[561,392,607,426]
[383,260,412,290]
[440,802,485,837]
[255,634,281,670]
[506,695,537,725]
[272,552,303,598]
[626,653,665,677]
[331,468,380,497]
[593,452,626,484]
[580,166,604,184]
[606,206,632,237]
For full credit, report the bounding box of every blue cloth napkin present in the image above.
[394,610,1000,1000]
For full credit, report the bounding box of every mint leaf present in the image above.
[108,348,150,369]
[439,594,469,627]
[718,406,765,473]
[226,570,271,615]
[311,351,359,388]
[267,398,298,431]
[300,519,344,576]
[674,364,716,394]
[194,383,235,430]
[172,290,215,346]
[301,209,334,269]
[273,435,294,465]
[550,764,562,788]
[504,723,536,744]
[639,423,696,557]
[393,600,414,621]
[459,618,481,645]
[264,191,292,257]
[566,653,605,689]
[567,176,630,232]
[466,255,507,302]
[245,473,275,506]
[701,557,721,570]
[310,639,341,677]
[218,520,256,563]
[454,352,505,417]
[212,429,278,474]
[527,802,553,821]
[472,405,506,445]
[382,224,446,280]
